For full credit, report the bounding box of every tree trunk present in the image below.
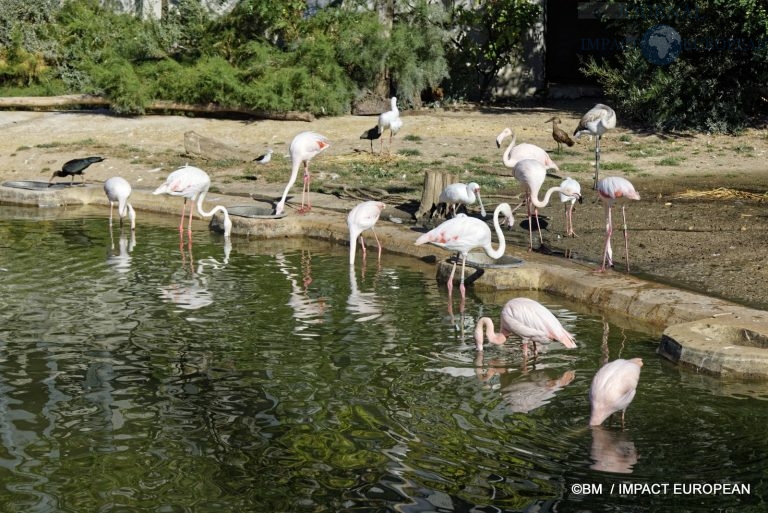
[414,170,457,221]
[374,0,395,97]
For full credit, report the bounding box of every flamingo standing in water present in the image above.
[589,358,643,427]
[439,182,486,218]
[474,297,577,354]
[559,177,582,237]
[597,176,640,272]
[377,96,400,154]
[103,176,136,230]
[513,159,581,250]
[496,127,559,171]
[347,200,386,265]
[275,131,330,215]
[415,203,514,305]
[152,165,233,239]
[574,103,616,189]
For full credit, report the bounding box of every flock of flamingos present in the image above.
[47,99,643,429]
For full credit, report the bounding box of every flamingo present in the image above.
[415,202,514,304]
[513,159,581,250]
[474,297,577,354]
[545,116,575,151]
[347,200,386,265]
[597,176,640,272]
[49,156,105,185]
[574,103,616,189]
[438,182,486,218]
[152,165,233,238]
[496,127,559,171]
[103,176,136,230]
[275,131,330,215]
[377,96,400,154]
[559,177,582,237]
[589,358,643,427]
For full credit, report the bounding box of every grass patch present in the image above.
[469,156,489,164]
[732,144,754,154]
[398,148,421,157]
[601,161,640,173]
[403,134,422,142]
[558,162,592,173]
[619,134,632,142]
[657,156,685,166]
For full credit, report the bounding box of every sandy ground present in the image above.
[1,101,767,309]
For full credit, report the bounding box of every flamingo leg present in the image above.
[458,254,467,313]
[622,205,631,272]
[178,200,187,233]
[567,202,577,237]
[600,204,614,271]
[371,228,382,265]
[186,199,194,235]
[526,196,534,251]
[299,163,311,214]
[593,136,601,190]
[446,259,458,297]
[359,235,367,262]
[109,203,114,227]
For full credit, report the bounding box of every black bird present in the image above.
[359,125,381,153]
[49,156,106,185]
[519,215,549,232]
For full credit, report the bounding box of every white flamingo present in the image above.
[415,203,514,304]
[589,358,643,427]
[496,127,559,171]
[574,103,616,189]
[347,201,386,265]
[559,177,582,237]
[596,176,640,272]
[438,182,486,218]
[103,176,136,230]
[152,165,233,238]
[275,131,330,215]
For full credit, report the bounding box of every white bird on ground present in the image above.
[596,176,640,272]
[347,200,386,265]
[415,203,514,305]
[377,96,400,154]
[559,177,582,237]
[496,127,559,171]
[275,131,330,215]
[103,176,136,230]
[253,148,272,164]
[152,165,232,238]
[574,103,617,189]
[439,182,486,218]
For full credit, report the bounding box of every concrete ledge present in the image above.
[4,181,768,378]
[659,320,768,378]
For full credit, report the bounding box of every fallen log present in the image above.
[0,94,315,122]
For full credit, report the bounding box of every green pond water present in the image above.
[0,205,767,512]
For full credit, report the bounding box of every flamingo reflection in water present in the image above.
[275,251,328,329]
[347,266,382,322]
[590,425,639,474]
[106,227,136,275]
[472,351,576,413]
[159,239,231,311]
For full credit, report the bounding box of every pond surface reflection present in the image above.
[0,205,766,512]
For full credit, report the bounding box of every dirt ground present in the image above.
[1,100,767,310]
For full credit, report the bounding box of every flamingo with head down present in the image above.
[439,182,486,218]
[275,131,330,215]
[103,176,136,231]
[474,297,577,355]
[589,357,643,427]
[347,200,386,265]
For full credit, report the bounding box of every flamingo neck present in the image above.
[484,205,507,259]
[349,230,359,265]
[474,317,507,351]
[276,159,303,214]
[196,193,232,237]
[127,204,136,230]
[531,186,564,209]
[501,132,517,168]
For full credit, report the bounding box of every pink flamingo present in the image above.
[347,200,386,265]
[559,177,582,237]
[438,182,486,218]
[103,176,136,230]
[496,127,559,171]
[377,96,400,154]
[589,357,643,427]
[513,159,581,250]
[574,103,616,189]
[415,202,514,304]
[597,176,640,272]
[152,165,233,238]
[275,131,331,215]
[474,297,576,354]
